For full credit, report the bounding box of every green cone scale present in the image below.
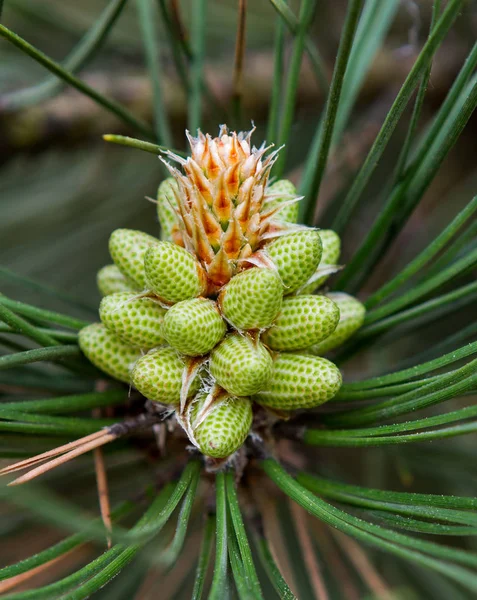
[144,242,207,304]
[209,334,273,395]
[131,346,198,405]
[253,353,342,410]
[266,230,322,295]
[99,292,166,349]
[82,128,354,459]
[308,293,365,355]
[189,393,253,458]
[262,295,340,351]
[79,323,141,383]
[97,265,139,296]
[162,298,226,356]
[109,229,160,289]
[218,267,283,330]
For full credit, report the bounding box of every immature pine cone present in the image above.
[80,127,365,459]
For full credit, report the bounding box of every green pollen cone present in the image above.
[308,292,365,355]
[253,353,342,410]
[109,229,160,289]
[299,230,341,294]
[218,267,283,330]
[97,264,139,296]
[262,295,340,351]
[144,241,207,304]
[157,177,179,242]
[99,292,166,349]
[265,179,299,223]
[266,230,322,294]
[132,346,197,405]
[209,334,273,396]
[78,323,141,383]
[162,298,226,356]
[189,392,253,458]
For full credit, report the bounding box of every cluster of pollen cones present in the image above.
[79,127,366,460]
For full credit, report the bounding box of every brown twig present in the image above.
[92,405,113,548]
[93,446,113,548]
[1,412,167,486]
[8,432,115,486]
[0,430,107,476]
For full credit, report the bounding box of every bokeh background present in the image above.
[1,1,477,594]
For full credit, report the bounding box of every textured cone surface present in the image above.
[144,242,207,304]
[162,298,226,356]
[162,127,296,286]
[262,295,340,351]
[265,179,299,223]
[97,265,139,296]
[157,178,180,242]
[132,346,196,405]
[109,229,159,289]
[299,230,341,294]
[309,293,365,354]
[266,230,322,294]
[99,292,166,349]
[189,392,253,458]
[253,353,342,410]
[209,334,273,396]
[218,268,283,330]
[79,323,141,384]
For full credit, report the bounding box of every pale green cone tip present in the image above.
[99,292,166,349]
[132,346,198,405]
[79,323,141,384]
[189,392,253,458]
[308,292,365,355]
[266,230,322,295]
[162,298,226,356]
[218,267,283,330]
[209,334,273,396]
[266,179,299,224]
[144,241,207,304]
[262,295,340,351]
[157,178,179,242]
[97,264,139,296]
[109,229,160,289]
[253,353,342,410]
[299,230,341,294]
